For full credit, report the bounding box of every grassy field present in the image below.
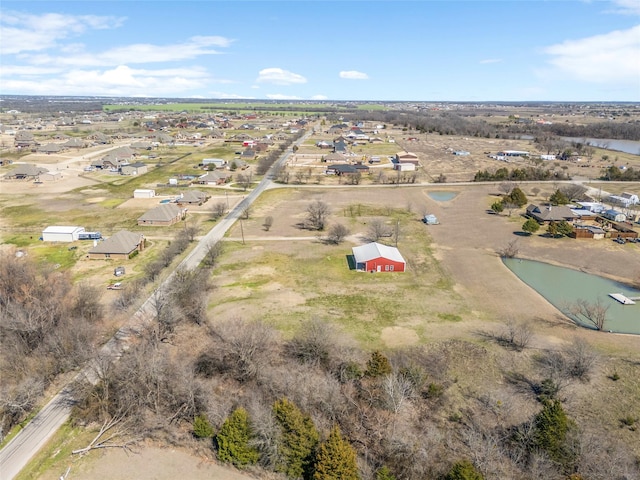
[102,102,388,114]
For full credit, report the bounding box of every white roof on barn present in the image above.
[43,226,84,234]
[352,242,405,264]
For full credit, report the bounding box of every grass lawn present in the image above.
[210,191,468,350]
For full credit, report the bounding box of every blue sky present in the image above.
[1,1,639,101]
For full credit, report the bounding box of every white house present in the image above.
[576,202,606,213]
[42,226,85,242]
[609,192,639,207]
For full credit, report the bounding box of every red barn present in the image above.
[352,242,406,273]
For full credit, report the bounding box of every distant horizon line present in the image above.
[0,95,638,105]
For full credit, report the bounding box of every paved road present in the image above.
[0,132,309,480]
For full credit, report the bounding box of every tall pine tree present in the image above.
[273,398,319,479]
[313,426,359,480]
[216,407,259,467]
[533,399,577,469]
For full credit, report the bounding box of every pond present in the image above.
[503,258,640,334]
[427,191,458,202]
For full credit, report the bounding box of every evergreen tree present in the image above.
[193,414,214,439]
[522,218,540,235]
[548,220,573,238]
[490,201,504,214]
[216,407,259,467]
[504,187,528,207]
[549,189,570,205]
[533,399,577,468]
[273,398,319,479]
[444,460,484,480]
[365,351,392,377]
[313,426,359,480]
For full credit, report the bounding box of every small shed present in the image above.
[352,242,406,273]
[42,226,85,242]
[134,189,156,198]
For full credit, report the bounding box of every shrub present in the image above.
[193,414,214,439]
[365,351,392,378]
[444,459,484,480]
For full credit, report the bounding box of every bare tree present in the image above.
[560,184,587,202]
[236,173,252,191]
[500,181,517,195]
[306,199,330,231]
[567,298,609,331]
[500,319,533,351]
[498,239,519,258]
[286,317,339,368]
[326,223,349,244]
[381,373,415,414]
[367,218,392,242]
[563,338,597,381]
[263,216,274,231]
[182,224,199,243]
[211,201,227,220]
[206,319,279,383]
[502,201,519,217]
[202,241,223,267]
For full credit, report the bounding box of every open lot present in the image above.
[216,184,640,351]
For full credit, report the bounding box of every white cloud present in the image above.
[0,11,125,55]
[266,93,302,100]
[479,58,502,64]
[606,0,640,16]
[0,65,63,76]
[543,25,640,84]
[311,95,328,100]
[339,70,369,80]
[20,36,232,67]
[207,91,254,99]
[256,68,307,85]
[0,65,218,97]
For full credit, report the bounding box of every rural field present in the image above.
[2,108,640,480]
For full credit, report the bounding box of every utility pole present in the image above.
[240,219,245,245]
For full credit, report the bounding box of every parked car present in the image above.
[614,237,626,244]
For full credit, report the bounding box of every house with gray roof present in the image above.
[120,162,148,176]
[177,190,209,205]
[196,171,231,185]
[137,204,186,226]
[88,230,145,260]
[526,204,577,223]
[64,137,87,148]
[3,164,49,180]
[37,143,63,154]
[14,131,36,148]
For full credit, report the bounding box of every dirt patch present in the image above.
[381,326,420,347]
[45,444,254,480]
